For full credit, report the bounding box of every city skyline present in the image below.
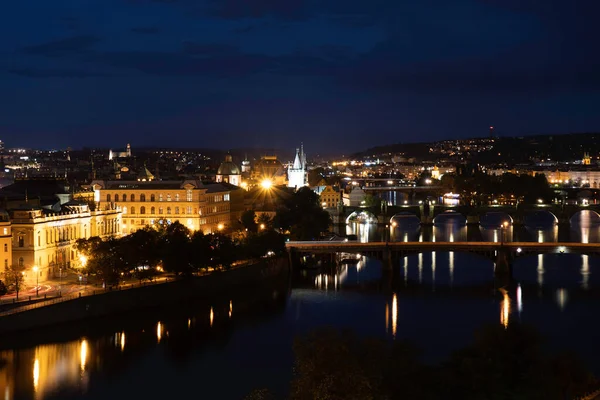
[1,1,599,152]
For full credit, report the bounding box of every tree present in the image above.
[4,265,25,300]
[161,222,193,276]
[122,227,162,282]
[241,209,258,233]
[209,233,237,270]
[190,230,212,272]
[0,280,7,296]
[257,213,272,230]
[86,237,124,286]
[274,187,331,240]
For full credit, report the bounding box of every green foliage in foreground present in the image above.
[247,324,597,400]
[75,222,286,285]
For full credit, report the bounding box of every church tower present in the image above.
[583,152,591,165]
[287,144,307,189]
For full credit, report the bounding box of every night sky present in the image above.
[1,1,599,153]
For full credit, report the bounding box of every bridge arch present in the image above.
[346,210,377,224]
[433,210,466,225]
[390,212,420,226]
[523,210,558,227]
[570,210,600,225]
[480,211,513,227]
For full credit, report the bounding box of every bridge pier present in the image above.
[494,247,513,287]
[380,247,394,292]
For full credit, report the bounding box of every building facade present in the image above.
[288,145,307,189]
[91,180,231,234]
[216,154,242,186]
[0,211,11,274]
[319,186,342,209]
[251,156,287,186]
[10,203,121,284]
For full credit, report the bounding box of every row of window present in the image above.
[124,206,197,215]
[209,194,230,203]
[106,190,194,203]
[14,219,120,248]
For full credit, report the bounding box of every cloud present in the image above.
[7,67,113,78]
[21,35,101,57]
[131,26,161,34]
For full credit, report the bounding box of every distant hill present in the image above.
[351,142,433,160]
[351,132,600,164]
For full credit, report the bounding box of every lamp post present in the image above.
[501,221,509,245]
[32,265,39,297]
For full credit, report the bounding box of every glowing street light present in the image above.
[260,179,273,190]
[32,265,39,297]
[80,254,88,268]
[217,223,224,231]
[259,223,266,230]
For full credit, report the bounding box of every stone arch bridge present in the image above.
[331,204,600,225]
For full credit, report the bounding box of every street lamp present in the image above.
[32,265,39,297]
[260,223,266,231]
[217,223,224,231]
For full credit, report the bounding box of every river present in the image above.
[2,212,600,399]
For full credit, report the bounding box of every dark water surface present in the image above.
[2,216,600,399]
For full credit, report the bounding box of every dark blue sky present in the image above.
[1,0,599,153]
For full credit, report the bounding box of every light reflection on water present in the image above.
[4,214,600,399]
[341,209,600,244]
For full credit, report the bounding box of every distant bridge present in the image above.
[362,186,443,192]
[286,241,600,259]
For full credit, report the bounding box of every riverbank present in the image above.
[0,257,289,336]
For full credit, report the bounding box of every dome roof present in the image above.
[217,154,241,175]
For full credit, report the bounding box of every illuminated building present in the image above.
[287,144,307,189]
[108,143,131,160]
[10,202,121,283]
[92,179,231,234]
[0,210,12,274]
[343,187,366,207]
[241,155,251,173]
[319,185,342,209]
[251,156,287,186]
[215,154,241,187]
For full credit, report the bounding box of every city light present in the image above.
[120,332,126,351]
[260,179,272,189]
[156,322,163,343]
[79,255,88,268]
[33,358,40,391]
[80,339,88,372]
[391,293,398,339]
[217,223,224,231]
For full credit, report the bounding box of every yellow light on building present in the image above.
[260,179,272,189]
[217,223,224,231]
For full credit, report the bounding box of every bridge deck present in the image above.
[286,241,600,254]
